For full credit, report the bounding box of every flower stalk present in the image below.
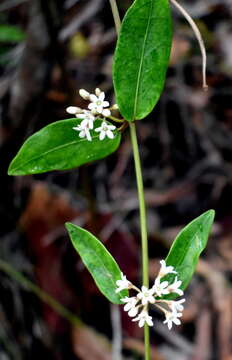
[129,121,150,360]
[108,0,151,357]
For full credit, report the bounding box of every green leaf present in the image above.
[163,210,215,299]
[65,223,128,304]
[113,0,172,121]
[0,25,26,43]
[8,119,121,175]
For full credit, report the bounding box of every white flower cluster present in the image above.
[66,88,116,142]
[116,260,185,330]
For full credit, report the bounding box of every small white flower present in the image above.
[88,89,110,115]
[137,286,155,306]
[152,277,169,297]
[132,309,153,328]
[121,296,138,312]
[116,272,131,293]
[163,311,182,330]
[170,299,185,313]
[121,296,141,317]
[66,106,83,115]
[79,89,90,100]
[77,110,95,129]
[158,260,177,278]
[73,122,92,141]
[128,306,140,317]
[95,121,116,140]
[167,277,183,296]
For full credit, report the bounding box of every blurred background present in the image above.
[0,0,232,359]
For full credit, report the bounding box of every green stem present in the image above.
[129,122,150,360]
[108,1,151,358]
[0,259,82,328]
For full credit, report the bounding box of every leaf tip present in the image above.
[65,222,74,232]
[204,209,215,225]
[7,163,16,176]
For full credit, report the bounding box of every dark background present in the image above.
[0,0,232,359]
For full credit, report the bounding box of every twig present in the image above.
[170,0,208,90]
[59,0,104,41]
[0,0,28,11]
[110,304,122,360]
[0,259,82,328]
[108,0,121,36]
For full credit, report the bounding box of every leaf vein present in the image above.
[133,0,154,119]
[11,134,101,172]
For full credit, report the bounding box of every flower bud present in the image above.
[66,106,82,115]
[79,89,90,100]
[95,88,101,96]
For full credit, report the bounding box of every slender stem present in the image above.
[108,1,150,358]
[129,122,150,360]
[170,0,208,90]
[0,259,82,328]
[109,0,121,35]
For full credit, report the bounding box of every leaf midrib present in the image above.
[133,0,153,119]
[10,134,101,172]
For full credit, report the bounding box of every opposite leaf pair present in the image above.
[65,210,214,329]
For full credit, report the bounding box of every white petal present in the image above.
[88,121,94,130]
[115,287,122,294]
[121,296,130,303]
[99,131,105,140]
[173,318,181,325]
[128,307,138,317]
[95,126,102,132]
[146,317,153,327]
[108,124,116,130]
[80,119,88,127]
[160,281,169,289]
[148,296,155,304]
[86,131,92,141]
[141,298,147,306]
[106,130,114,139]
[77,113,86,119]
[79,131,85,138]
[102,100,109,107]
[88,103,95,110]
[99,92,105,101]
[89,94,97,102]
[176,289,184,296]
[96,105,103,113]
